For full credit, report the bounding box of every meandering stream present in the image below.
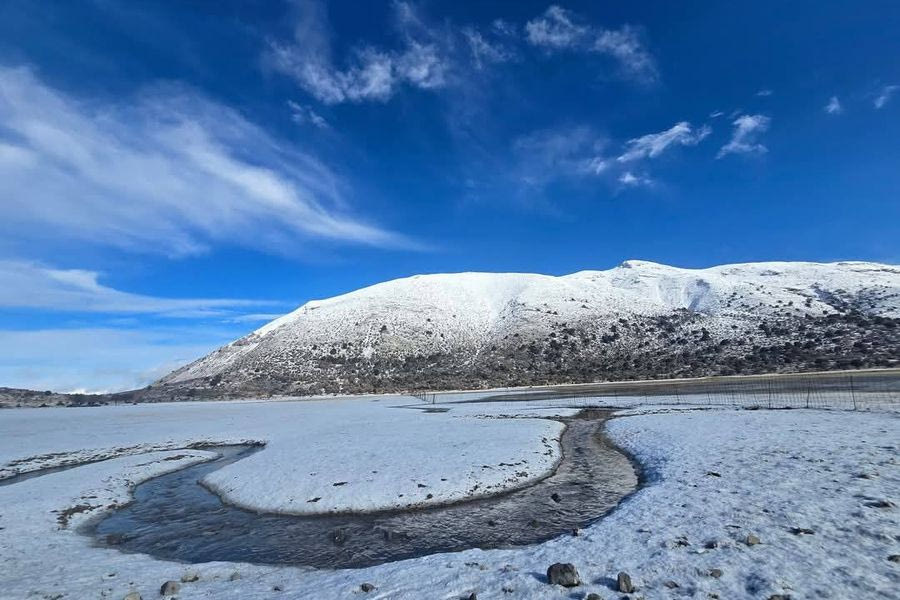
[88,409,637,569]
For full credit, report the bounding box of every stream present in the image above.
[88,409,638,569]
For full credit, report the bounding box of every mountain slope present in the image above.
[157,260,900,397]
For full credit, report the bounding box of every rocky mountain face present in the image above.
[154,261,900,398]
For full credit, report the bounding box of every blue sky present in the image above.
[0,0,898,392]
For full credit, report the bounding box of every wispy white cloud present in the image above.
[287,100,329,128]
[824,95,842,115]
[462,22,517,69]
[525,6,658,83]
[592,26,658,83]
[874,84,898,109]
[270,3,658,103]
[0,259,278,317]
[617,121,711,162]
[0,327,236,393]
[0,66,410,256]
[490,19,518,38]
[268,1,450,104]
[755,89,773,97]
[510,119,709,191]
[618,171,653,187]
[525,5,589,49]
[512,126,608,187]
[717,114,771,158]
[224,313,286,323]
[0,259,285,392]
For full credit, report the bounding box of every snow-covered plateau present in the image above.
[150,260,900,400]
[1,393,897,599]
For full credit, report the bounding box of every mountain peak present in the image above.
[617,259,668,269]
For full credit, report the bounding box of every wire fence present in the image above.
[417,370,900,413]
[411,392,438,404]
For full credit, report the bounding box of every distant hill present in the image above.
[150,260,900,398]
[0,387,140,408]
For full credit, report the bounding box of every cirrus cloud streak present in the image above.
[0,259,281,318]
[0,66,411,257]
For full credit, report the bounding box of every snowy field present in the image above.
[0,397,565,514]
[0,394,898,599]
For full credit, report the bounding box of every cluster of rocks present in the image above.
[546,562,634,595]
[542,545,798,599]
[120,574,377,599]
[120,571,206,599]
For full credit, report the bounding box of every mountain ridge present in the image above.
[156,260,900,397]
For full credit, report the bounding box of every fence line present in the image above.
[414,371,900,413]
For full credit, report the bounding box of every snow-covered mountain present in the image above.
[157,260,900,397]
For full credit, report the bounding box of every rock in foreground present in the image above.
[547,563,580,587]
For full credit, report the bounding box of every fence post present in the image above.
[849,375,857,410]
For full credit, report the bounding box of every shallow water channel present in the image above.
[90,409,637,568]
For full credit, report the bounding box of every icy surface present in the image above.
[1,397,898,599]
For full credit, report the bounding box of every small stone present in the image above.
[864,499,895,509]
[789,527,815,536]
[586,594,603,600]
[159,581,180,596]
[617,571,634,593]
[704,540,719,549]
[273,585,283,592]
[572,528,581,536]
[180,572,199,583]
[360,583,376,592]
[746,534,761,546]
[228,571,241,581]
[547,563,581,587]
[551,492,562,503]
[332,528,348,545]
[463,594,477,600]
[664,580,679,588]
[707,568,723,578]
[889,554,900,563]
[123,592,142,600]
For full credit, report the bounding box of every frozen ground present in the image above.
[0,397,564,514]
[0,395,898,599]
